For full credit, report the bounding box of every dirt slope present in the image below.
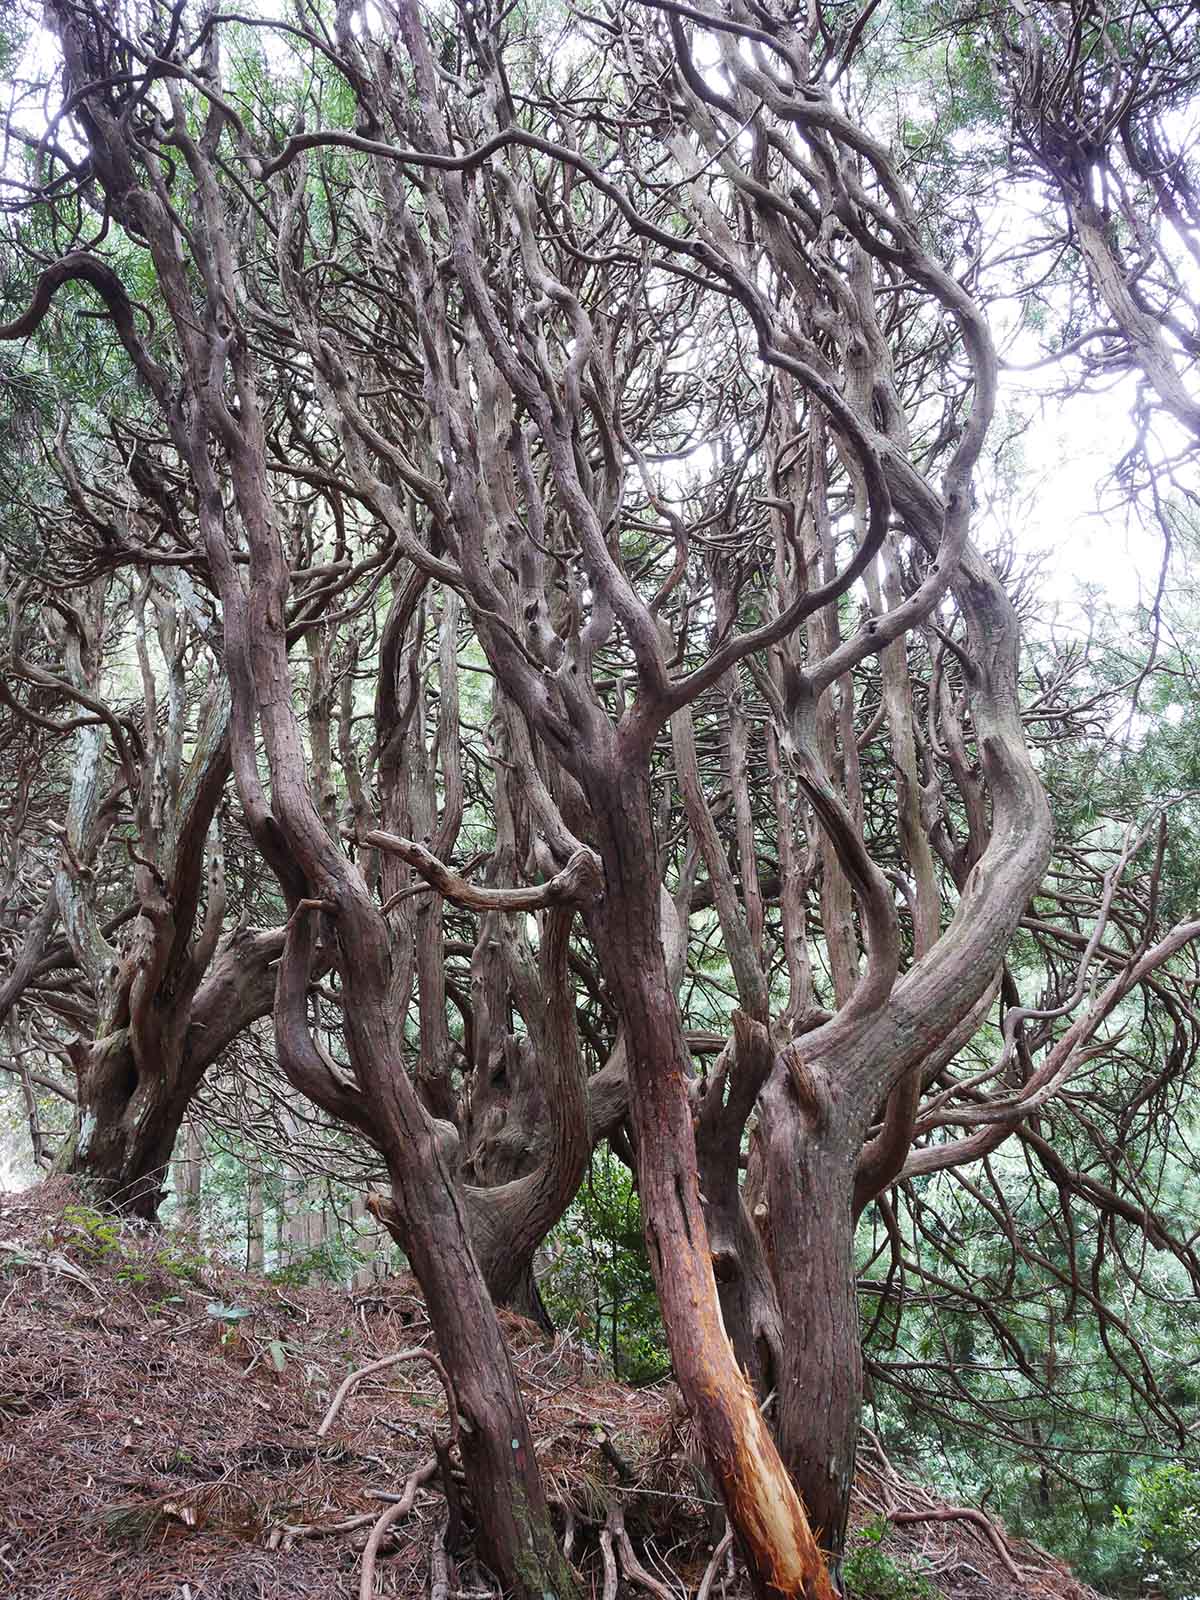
[0,1181,1105,1600]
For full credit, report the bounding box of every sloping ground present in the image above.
[0,1181,1104,1600]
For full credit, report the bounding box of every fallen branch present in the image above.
[861,1429,1027,1585]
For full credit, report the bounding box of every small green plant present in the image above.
[1113,1464,1200,1600]
[843,1519,937,1599]
[61,1203,123,1259]
[56,1204,208,1291]
[151,1244,207,1286]
[205,1301,253,1348]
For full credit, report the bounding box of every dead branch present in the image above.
[696,1529,734,1600]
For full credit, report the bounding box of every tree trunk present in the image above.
[175,1120,203,1216]
[694,1021,785,1402]
[53,924,288,1222]
[277,890,580,1600]
[586,767,835,1600]
[372,1159,579,1597]
[58,1031,190,1220]
[702,1182,784,1402]
[761,1064,862,1567]
[463,1010,592,1313]
[503,1262,555,1334]
[247,1169,265,1271]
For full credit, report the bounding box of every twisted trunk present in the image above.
[58,925,285,1218]
[586,762,835,1600]
[760,1068,861,1563]
[60,1029,185,1218]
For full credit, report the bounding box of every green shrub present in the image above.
[540,1148,668,1384]
[843,1518,937,1599]
[55,1203,207,1289]
[1113,1464,1200,1599]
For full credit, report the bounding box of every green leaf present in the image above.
[205,1301,252,1321]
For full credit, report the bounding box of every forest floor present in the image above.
[0,1179,1106,1600]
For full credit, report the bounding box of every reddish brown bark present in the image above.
[585,764,836,1600]
[59,926,286,1218]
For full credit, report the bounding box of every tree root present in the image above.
[886,1506,1024,1583]
[359,1458,439,1600]
[696,1528,734,1600]
[601,1504,683,1600]
[314,1348,464,1598]
[268,1511,378,1551]
[318,1348,460,1441]
[859,1430,1027,1584]
[599,1510,619,1600]
[430,1519,452,1600]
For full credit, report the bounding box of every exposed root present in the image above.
[268,1511,379,1550]
[429,1519,450,1600]
[859,1432,1034,1588]
[605,1503,682,1600]
[359,1459,439,1600]
[887,1506,1024,1583]
[319,1349,460,1442]
[599,1509,619,1600]
[696,1528,734,1600]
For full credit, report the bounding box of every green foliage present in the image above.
[57,1203,207,1288]
[204,1301,252,1322]
[1112,1466,1200,1600]
[541,1148,667,1384]
[60,1203,121,1256]
[843,1519,937,1599]
[266,1234,368,1288]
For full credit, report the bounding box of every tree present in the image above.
[4,0,1199,1592]
[0,519,289,1215]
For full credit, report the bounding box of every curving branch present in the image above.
[362,832,603,915]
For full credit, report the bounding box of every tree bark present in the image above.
[760,1067,861,1565]
[247,1169,265,1271]
[176,1120,203,1213]
[585,764,835,1600]
[58,1030,186,1219]
[56,926,285,1219]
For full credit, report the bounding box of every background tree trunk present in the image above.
[175,1120,203,1216]
[247,1170,265,1271]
